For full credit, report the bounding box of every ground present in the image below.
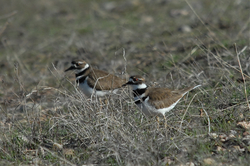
[0,0,250,165]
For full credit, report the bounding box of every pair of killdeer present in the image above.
[65,60,200,117]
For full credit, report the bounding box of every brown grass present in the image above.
[0,0,249,165]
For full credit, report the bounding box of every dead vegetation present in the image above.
[0,0,250,165]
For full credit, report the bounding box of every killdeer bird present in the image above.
[65,60,125,97]
[123,75,201,117]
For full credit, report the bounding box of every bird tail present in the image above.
[180,84,201,96]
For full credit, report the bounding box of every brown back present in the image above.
[146,86,198,109]
[88,68,126,90]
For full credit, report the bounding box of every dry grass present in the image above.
[0,0,250,165]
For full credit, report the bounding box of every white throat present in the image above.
[131,83,147,90]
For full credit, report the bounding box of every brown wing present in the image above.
[146,88,183,109]
[146,85,199,109]
[88,68,126,90]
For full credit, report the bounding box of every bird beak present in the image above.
[122,81,132,87]
[65,65,75,72]
[122,83,127,87]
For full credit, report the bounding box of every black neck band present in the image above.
[75,66,90,77]
[135,96,148,104]
[76,76,87,84]
[133,88,147,97]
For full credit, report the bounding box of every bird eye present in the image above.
[75,62,82,66]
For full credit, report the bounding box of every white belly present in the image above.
[137,97,182,117]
